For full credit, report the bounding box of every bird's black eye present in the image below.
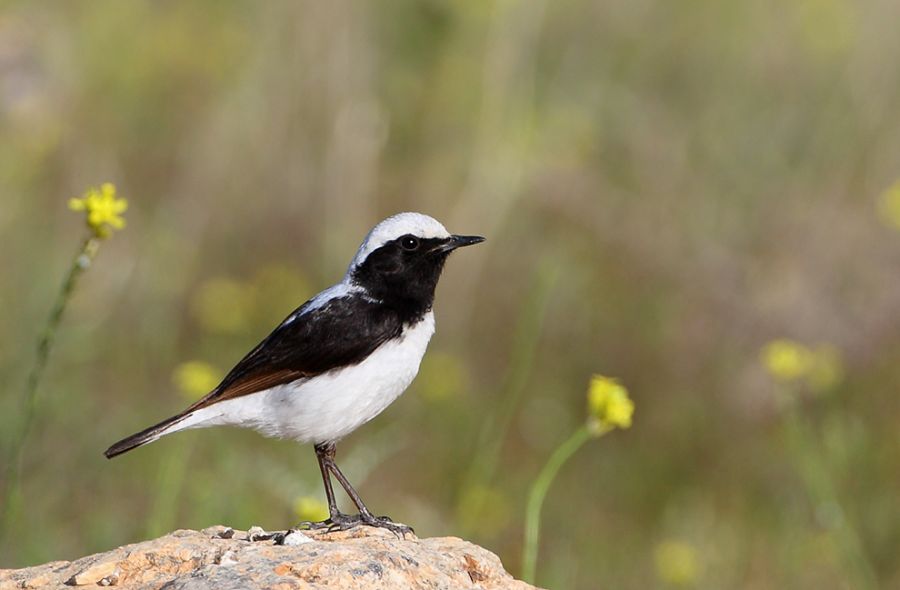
[400,235,419,251]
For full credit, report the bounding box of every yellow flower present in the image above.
[68,183,128,238]
[191,277,256,334]
[252,265,313,327]
[172,361,222,401]
[877,180,900,231]
[792,0,856,59]
[807,344,844,392]
[654,540,700,586]
[587,374,634,435]
[761,340,844,392]
[294,496,329,522]
[761,339,814,382]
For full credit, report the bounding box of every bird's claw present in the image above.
[292,512,414,538]
[359,513,414,538]
[293,512,362,532]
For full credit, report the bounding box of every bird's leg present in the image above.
[315,442,342,520]
[324,447,414,537]
[292,442,360,531]
[290,442,412,537]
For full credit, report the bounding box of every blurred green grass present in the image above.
[2,1,900,588]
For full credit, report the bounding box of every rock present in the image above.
[280,531,313,547]
[0,526,541,589]
[65,560,118,586]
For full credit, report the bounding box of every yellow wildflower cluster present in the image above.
[173,361,223,401]
[293,495,329,522]
[654,540,700,586]
[191,266,312,335]
[586,374,634,436]
[878,180,900,231]
[191,278,256,334]
[760,339,843,392]
[68,183,128,238]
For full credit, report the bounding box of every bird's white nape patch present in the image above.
[346,212,450,273]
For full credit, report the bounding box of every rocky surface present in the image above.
[0,525,540,589]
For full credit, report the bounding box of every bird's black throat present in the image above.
[350,236,452,325]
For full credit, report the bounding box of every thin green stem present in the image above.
[457,262,558,524]
[521,425,592,585]
[145,442,194,539]
[780,393,878,590]
[1,236,100,538]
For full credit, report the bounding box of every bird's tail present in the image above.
[104,411,192,459]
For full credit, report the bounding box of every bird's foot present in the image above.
[292,512,414,538]
[293,511,362,533]
[358,513,414,538]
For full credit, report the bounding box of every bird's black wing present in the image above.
[185,294,402,412]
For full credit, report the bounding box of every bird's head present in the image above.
[347,212,484,316]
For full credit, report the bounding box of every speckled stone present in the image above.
[0,526,541,590]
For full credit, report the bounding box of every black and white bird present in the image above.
[105,212,484,535]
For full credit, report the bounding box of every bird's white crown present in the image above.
[347,212,450,273]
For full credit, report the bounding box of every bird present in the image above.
[104,212,484,536]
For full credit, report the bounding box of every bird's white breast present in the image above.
[179,312,436,443]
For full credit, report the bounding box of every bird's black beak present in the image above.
[439,234,486,252]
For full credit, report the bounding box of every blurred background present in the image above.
[2,1,900,588]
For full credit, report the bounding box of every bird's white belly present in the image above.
[183,312,435,443]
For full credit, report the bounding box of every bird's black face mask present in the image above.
[350,234,483,321]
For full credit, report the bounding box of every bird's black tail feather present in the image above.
[104,412,191,459]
